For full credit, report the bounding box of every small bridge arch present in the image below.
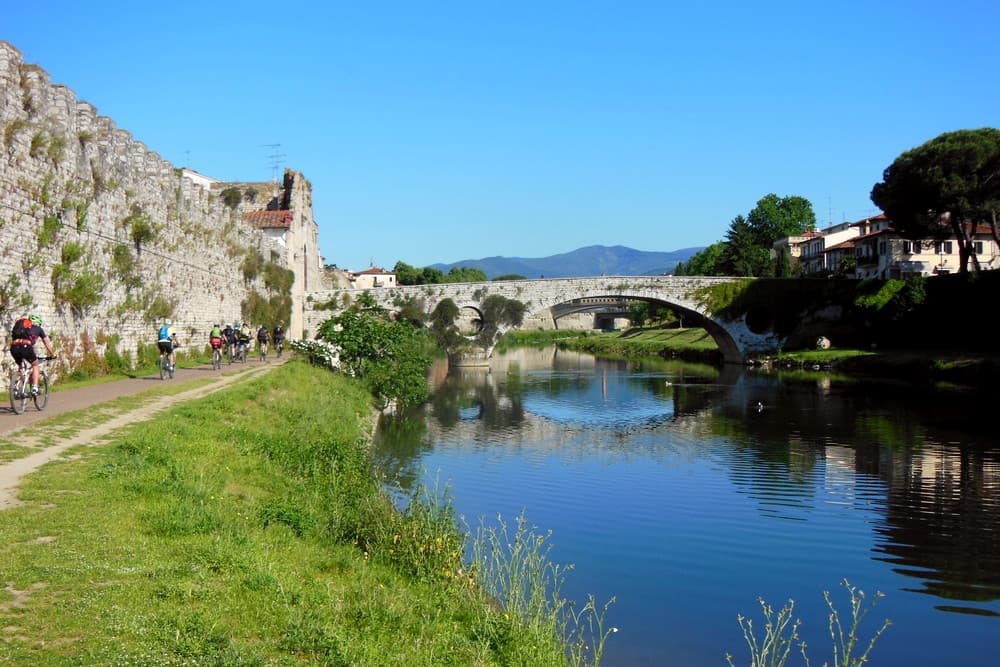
[305,276,783,364]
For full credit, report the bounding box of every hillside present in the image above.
[430,244,703,279]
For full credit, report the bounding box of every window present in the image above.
[974,241,984,254]
[903,241,913,254]
[935,241,953,254]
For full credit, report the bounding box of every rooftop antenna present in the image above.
[261,143,286,195]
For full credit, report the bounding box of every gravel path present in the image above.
[0,359,283,510]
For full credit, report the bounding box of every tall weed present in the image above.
[469,510,616,666]
[726,579,891,667]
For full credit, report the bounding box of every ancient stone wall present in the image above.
[0,41,314,377]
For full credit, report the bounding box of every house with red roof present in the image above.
[777,213,1000,278]
[350,266,397,288]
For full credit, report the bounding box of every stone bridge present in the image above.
[304,276,783,364]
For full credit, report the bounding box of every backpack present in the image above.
[11,317,33,339]
[158,324,170,340]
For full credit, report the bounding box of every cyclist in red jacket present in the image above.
[9,314,56,395]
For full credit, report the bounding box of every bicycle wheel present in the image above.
[160,355,167,380]
[9,372,27,415]
[212,349,221,370]
[33,373,49,410]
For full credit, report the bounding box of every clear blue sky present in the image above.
[7,1,999,271]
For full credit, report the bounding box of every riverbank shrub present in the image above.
[317,298,434,408]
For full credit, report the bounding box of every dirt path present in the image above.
[0,359,284,510]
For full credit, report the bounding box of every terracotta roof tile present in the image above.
[243,210,293,229]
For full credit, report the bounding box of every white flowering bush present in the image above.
[288,339,341,370]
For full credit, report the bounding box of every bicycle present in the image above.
[274,340,284,358]
[159,346,177,380]
[235,341,248,363]
[258,341,267,362]
[9,356,52,414]
[211,344,223,370]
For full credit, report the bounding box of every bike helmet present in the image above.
[165,319,172,326]
[29,314,42,326]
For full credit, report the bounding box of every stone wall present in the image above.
[0,41,317,377]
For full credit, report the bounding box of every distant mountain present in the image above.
[430,245,703,279]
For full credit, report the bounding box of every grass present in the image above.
[502,327,720,361]
[0,360,608,665]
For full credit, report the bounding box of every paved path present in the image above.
[0,357,286,509]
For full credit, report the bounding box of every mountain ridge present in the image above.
[430,244,703,279]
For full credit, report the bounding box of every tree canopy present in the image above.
[747,193,817,247]
[678,195,815,277]
[871,127,1000,274]
[392,261,487,285]
[722,215,772,277]
[674,242,726,276]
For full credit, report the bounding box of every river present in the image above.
[371,346,1000,667]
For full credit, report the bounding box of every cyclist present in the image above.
[272,325,285,357]
[236,322,252,360]
[209,323,224,361]
[157,319,179,371]
[256,324,269,359]
[9,314,55,396]
[221,322,236,361]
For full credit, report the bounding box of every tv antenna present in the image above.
[262,143,285,183]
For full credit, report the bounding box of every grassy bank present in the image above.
[501,328,721,362]
[503,327,997,389]
[0,361,603,665]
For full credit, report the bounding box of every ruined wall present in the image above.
[0,41,304,376]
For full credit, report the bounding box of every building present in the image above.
[243,210,294,249]
[853,224,1000,279]
[776,214,999,278]
[236,170,323,338]
[350,267,397,288]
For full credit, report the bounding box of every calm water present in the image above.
[372,347,1000,667]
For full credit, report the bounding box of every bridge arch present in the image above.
[304,276,783,364]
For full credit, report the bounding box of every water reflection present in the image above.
[373,347,1000,665]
